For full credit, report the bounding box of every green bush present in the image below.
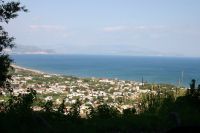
[89,104,120,119]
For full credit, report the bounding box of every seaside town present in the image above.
[0,65,184,116]
[1,1,200,132]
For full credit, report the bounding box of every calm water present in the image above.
[11,54,200,87]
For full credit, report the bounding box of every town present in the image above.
[0,65,184,116]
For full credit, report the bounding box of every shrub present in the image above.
[89,104,120,119]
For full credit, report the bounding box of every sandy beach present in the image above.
[11,64,45,74]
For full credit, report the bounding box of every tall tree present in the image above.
[190,79,196,95]
[0,0,27,88]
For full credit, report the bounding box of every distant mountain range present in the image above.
[9,45,56,54]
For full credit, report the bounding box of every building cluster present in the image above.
[8,72,150,114]
[1,68,167,115]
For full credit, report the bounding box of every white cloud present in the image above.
[134,25,146,30]
[62,33,71,38]
[29,25,66,32]
[102,26,127,32]
[102,25,167,33]
[29,24,71,39]
[133,25,167,31]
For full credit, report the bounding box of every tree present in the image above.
[90,104,120,119]
[58,99,65,114]
[198,84,200,94]
[0,0,27,88]
[122,108,136,117]
[68,99,81,119]
[190,79,196,95]
[6,88,36,114]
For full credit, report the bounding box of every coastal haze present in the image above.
[2,0,200,85]
[5,0,200,57]
[7,0,200,86]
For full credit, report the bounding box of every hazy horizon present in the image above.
[4,0,200,57]
[10,53,200,59]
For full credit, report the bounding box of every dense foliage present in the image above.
[0,80,200,132]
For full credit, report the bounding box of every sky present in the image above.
[4,0,200,57]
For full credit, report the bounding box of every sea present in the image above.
[11,54,200,87]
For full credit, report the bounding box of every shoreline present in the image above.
[11,64,138,82]
[11,64,186,87]
[11,55,197,87]
[11,64,45,75]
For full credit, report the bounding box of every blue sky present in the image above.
[4,0,200,56]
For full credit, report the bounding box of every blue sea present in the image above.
[11,54,200,87]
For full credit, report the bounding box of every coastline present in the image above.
[10,63,187,87]
[11,64,137,82]
[11,54,200,87]
[11,64,45,75]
